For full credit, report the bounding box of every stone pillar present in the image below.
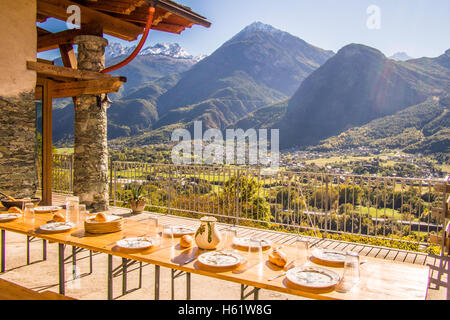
[73,35,109,211]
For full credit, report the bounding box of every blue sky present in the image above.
[39,0,450,60]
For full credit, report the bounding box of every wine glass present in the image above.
[294,236,309,268]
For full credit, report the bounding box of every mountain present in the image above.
[278,44,450,149]
[54,42,201,99]
[311,95,450,154]
[389,52,413,61]
[230,99,289,130]
[52,43,200,145]
[152,22,334,132]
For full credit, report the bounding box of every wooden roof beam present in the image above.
[38,0,144,41]
[27,61,112,81]
[49,77,127,98]
[37,29,85,52]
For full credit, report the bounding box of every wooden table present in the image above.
[0,213,430,300]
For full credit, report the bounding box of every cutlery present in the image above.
[180,256,197,266]
[268,272,286,281]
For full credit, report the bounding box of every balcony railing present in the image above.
[52,155,448,249]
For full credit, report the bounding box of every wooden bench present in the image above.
[0,278,75,300]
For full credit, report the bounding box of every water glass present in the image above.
[336,251,360,293]
[247,238,263,265]
[66,196,80,225]
[222,226,237,250]
[294,237,309,267]
[146,216,160,241]
[23,203,35,226]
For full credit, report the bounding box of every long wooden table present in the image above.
[0,212,430,300]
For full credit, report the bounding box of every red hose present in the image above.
[101,6,155,73]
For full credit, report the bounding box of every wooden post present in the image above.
[42,80,53,205]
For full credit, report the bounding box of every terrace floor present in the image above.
[0,194,448,300]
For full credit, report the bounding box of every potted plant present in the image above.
[129,183,147,213]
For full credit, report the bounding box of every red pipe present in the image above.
[101,6,155,73]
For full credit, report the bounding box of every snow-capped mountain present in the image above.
[389,52,414,61]
[105,42,205,61]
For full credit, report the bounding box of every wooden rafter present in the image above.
[84,0,146,15]
[38,0,144,41]
[152,22,185,34]
[38,29,85,52]
[27,61,111,81]
[49,77,126,98]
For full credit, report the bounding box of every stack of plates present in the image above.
[84,215,123,234]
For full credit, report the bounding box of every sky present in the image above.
[38,0,450,60]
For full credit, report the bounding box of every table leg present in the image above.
[154,265,160,300]
[42,240,47,261]
[240,284,260,300]
[26,236,31,265]
[1,230,5,273]
[107,254,113,300]
[122,258,128,295]
[89,250,93,274]
[58,244,65,295]
[186,272,191,300]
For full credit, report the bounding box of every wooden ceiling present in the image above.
[37,0,211,42]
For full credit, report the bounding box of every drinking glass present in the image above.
[336,251,360,293]
[23,203,35,227]
[222,226,237,250]
[146,216,159,242]
[294,237,309,267]
[247,238,263,265]
[66,196,80,225]
[161,225,175,245]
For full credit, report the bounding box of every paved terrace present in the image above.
[0,194,448,300]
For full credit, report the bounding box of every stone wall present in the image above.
[0,92,38,198]
[0,1,38,198]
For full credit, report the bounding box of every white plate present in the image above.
[116,237,156,250]
[311,249,347,265]
[39,222,75,233]
[34,206,62,214]
[0,213,21,222]
[163,226,196,237]
[286,266,341,289]
[232,237,272,249]
[198,250,243,268]
[86,215,121,223]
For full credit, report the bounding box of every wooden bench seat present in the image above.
[0,278,75,300]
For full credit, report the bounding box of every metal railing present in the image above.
[54,156,448,247]
[52,154,73,194]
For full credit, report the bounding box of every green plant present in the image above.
[129,183,145,202]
